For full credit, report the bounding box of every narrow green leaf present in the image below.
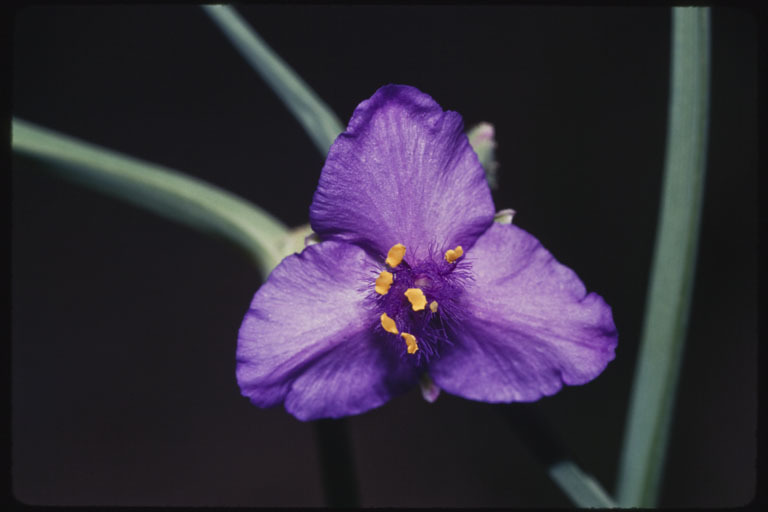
[616,8,711,507]
[202,5,345,156]
[548,461,617,508]
[13,118,290,279]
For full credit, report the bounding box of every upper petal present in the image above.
[237,240,418,420]
[429,223,618,402]
[309,84,495,262]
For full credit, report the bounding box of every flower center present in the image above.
[372,242,468,362]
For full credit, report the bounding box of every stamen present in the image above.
[445,245,464,263]
[401,332,419,354]
[380,313,399,334]
[404,288,427,311]
[429,300,438,313]
[385,243,406,268]
[375,270,394,295]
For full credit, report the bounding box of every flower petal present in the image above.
[429,223,617,402]
[237,240,418,420]
[284,332,418,421]
[309,84,495,262]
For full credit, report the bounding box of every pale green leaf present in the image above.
[13,118,290,279]
[202,5,345,156]
[616,7,711,507]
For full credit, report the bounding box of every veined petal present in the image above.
[309,84,495,262]
[237,241,418,420]
[429,223,617,402]
[285,333,418,421]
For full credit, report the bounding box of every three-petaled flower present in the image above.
[237,85,618,421]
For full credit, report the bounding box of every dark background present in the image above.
[11,5,757,507]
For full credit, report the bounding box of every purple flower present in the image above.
[237,85,617,421]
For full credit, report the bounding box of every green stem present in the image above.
[12,118,290,279]
[313,419,360,507]
[202,5,345,156]
[616,7,710,507]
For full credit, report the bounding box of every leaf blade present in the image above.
[202,5,345,156]
[13,118,290,279]
[616,7,711,507]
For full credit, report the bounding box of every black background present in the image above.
[11,5,757,507]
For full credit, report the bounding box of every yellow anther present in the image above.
[404,288,427,311]
[385,243,406,268]
[445,245,464,263]
[375,270,394,295]
[380,313,399,334]
[429,300,438,313]
[401,332,419,354]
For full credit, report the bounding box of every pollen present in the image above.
[380,313,399,334]
[429,300,438,313]
[385,243,406,268]
[401,332,419,354]
[445,245,464,263]
[375,270,394,295]
[404,288,427,311]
